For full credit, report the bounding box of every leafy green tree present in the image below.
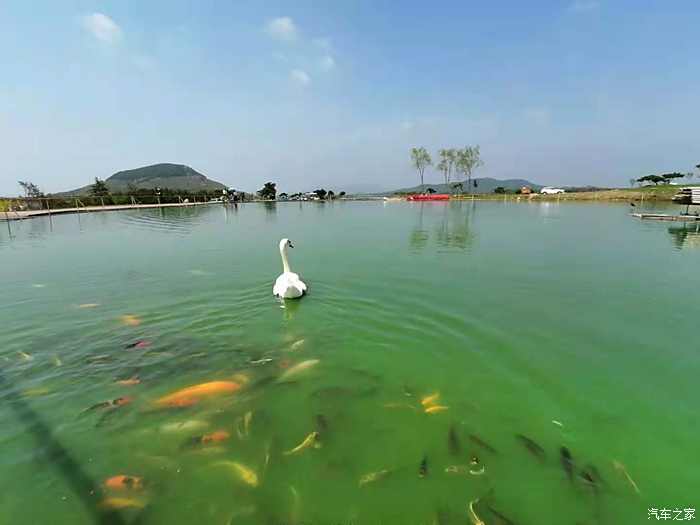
[426,187,436,194]
[327,190,335,200]
[314,189,328,200]
[456,146,483,193]
[410,147,432,192]
[338,191,346,198]
[278,192,288,199]
[257,182,277,200]
[452,182,463,194]
[18,181,43,198]
[90,178,110,197]
[661,172,684,184]
[637,174,664,186]
[494,186,506,194]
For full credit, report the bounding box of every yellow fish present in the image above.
[278,359,320,382]
[359,469,391,487]
[18,351,33,361]
[613,460,640,494]
[420,392,440,407]
[21,388,50,397]
[120,314,142,327]
[289,339,306,351]
[99,497,145,510]
[284,431,321,455]
[468,499,485,525]
[214,461,259,487]
[424,405,449,414]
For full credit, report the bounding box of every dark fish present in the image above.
[515,434,545,461]
[469,433,497,454]
[315,414,328,433]
[560,446,574,481]
[124,340,150,350]
[81,396,131,415]
[448,424,461,456]
[580,464,604,492]
[419,455,428,478]
[487,504,516,525]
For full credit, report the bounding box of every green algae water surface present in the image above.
[1,201,698,525]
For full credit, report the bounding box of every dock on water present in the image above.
[631,212,700,222]
[1,200,220,221]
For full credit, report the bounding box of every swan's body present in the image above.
[273,238,307,299]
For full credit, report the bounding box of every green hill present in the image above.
[382,177,542,195]
[64,163,227,195]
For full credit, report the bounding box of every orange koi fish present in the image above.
[104,475,144,491]
[183,430,230,449]
[154,381,241,408]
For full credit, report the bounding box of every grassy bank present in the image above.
[451,185,692,202]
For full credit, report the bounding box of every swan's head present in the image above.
[279,238,294,250]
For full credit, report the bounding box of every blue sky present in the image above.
[1,1,698,194]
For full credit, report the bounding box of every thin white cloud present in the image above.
[290,69,311,87]
[569,1,600,12]
[320,55,335,71]
[265,17,298,42]
[81,13,122,44]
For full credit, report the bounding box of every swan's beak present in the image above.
[288,241,294,248]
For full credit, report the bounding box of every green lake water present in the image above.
[1,200,698,525]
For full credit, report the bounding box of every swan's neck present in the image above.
[280,245,291,273]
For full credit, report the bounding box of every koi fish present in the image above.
[315,414,328,434]
[613,460,640,494]
[154,380,242,408]
[82,396,132,414]
[448,424,461,455]
[160,420,209,434]
[17,351,33,361]
[419,455,428,478]
[98,497,145,510]
[125,340,151,350]
[560,446,574,481]
[425,405,449,414]
[469,434,497,454]
[120,314,142,326]
[52,355,63,367]
[468,499,485,525]
[421,392,440,407]
[516,434,545,461]
[104,475,143,491]
[213,461,259,487]
[78,303,100,309]
[116,377,140,386]
[86,354,112,364]
[284,432,321,455]
[289,339,306,352]
[235,411,253,439]
[21,387,50,397]
[183,430,230,449]
[359,469,391,487]
[278,359,320,382]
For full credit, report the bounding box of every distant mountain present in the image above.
[62,163,227,195]
[379,177,543,195]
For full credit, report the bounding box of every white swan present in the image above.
[273,238,307,299]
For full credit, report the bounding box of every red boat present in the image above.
[406,194,450,201]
